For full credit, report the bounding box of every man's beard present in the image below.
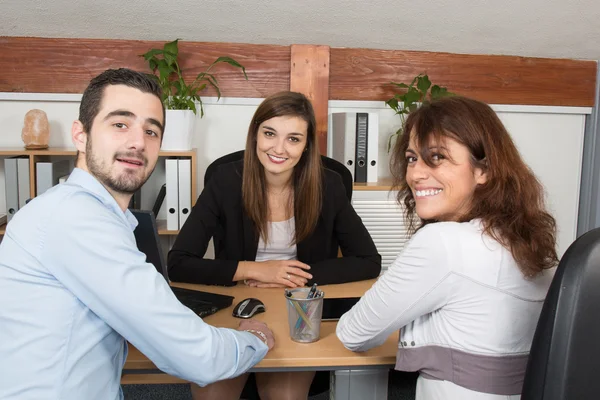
[85,140,153,195]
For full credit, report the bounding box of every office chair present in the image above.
[521,227,600,400]
[204,149,353,201]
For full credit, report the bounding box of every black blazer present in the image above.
[168,160,381,286]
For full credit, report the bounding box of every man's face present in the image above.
[77,85,164,195]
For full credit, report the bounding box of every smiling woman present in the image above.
[168,91,381,400]
[392,96,557,276]
[243,91,323,246]
[255,115,308,185]
[336,95,558,400]
[405,135,488,222]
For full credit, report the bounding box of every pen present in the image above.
[296,284,319,331]
[289,299,313,330]
[307,283,318,299]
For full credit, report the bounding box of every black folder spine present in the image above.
[354,113,369,183]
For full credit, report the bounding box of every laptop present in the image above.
[131,210,234,318]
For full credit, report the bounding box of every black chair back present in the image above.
[522,227,600,400]
[204,150,353,201]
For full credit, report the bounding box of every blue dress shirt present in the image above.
[0,168,267,400]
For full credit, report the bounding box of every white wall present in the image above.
[0,94,590,257]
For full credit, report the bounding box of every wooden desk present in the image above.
[122,279,397,384]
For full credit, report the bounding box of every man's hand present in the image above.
[238,319,275,350]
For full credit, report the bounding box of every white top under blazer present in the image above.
[336,219,554,400]
[255,218,297,261]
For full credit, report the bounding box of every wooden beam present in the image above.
[1,37,595,109]
[330,48,597,107]
[0,37,290,97]
[290,45,330,154]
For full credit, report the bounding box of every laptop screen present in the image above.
[131,210,169,282]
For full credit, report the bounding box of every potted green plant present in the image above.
[141,39,248,150]
[385,74,452,152]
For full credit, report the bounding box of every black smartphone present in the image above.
[321,297,360,321]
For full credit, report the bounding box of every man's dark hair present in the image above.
[78,68,165,134]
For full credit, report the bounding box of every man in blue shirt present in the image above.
[0,68,274,400]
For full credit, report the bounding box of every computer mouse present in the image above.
[232,298,266,319]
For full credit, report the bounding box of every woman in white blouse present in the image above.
[336,96,558,400]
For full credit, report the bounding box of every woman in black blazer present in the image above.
[168,91,381,400]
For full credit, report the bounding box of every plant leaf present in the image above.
[163,39,179,57]
[385,98,399,112]
[408,75,420,88]
[208,56,248,80]
[204,73,221,99]
[390,82,409,89]
[190,83,207,96]
[417,75,431,95]
[139,39,248,115]
[163,50,178,67]
[197,99,204,118]
[141,49,164,61]
[156,60,173,83]
[403,89,421,107]
[384,73,452,153]
[172,80,183,96]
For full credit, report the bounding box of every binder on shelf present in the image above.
[354,113,369,183]
[366,113,379,183]
[4,158,19,223]
[177,159,191,229]
[165,158,179,231]
[331,113,356,181]
[36,160,71,196]
[17,157,31,208]
[152,184,167,217]
[331,112,379,183]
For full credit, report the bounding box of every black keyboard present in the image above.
[170,287,233,318]
[185,302,220,318]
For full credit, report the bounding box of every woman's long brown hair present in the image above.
[242,91,323,244]
[390,96,558,277]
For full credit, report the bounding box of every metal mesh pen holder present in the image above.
[285,287,324,343]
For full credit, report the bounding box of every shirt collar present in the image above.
[67,168,139,230]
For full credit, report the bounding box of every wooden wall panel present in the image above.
[0,37,290,97]
[329,48,597,107]
[290,44,330,154]
[1,37,596,109]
